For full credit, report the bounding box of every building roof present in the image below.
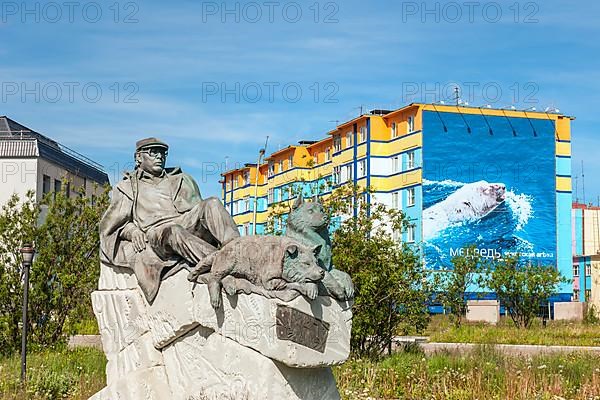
[573,202,600,211]
[0,116,109,184]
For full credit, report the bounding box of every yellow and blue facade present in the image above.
[572,203,600,308]
[221,103,575,299]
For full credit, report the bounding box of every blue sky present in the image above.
[1,0,598,202]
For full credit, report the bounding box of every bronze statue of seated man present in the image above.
[99,137,240,302]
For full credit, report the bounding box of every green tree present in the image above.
[29,184,110,345]
[328,185,432,359]
[479,255,566,329]
[0,192,38,352]
[0,184,110,353]
[439,245,482,327]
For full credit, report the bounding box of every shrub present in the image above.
[479,255,566,328]
[0,185,109,353]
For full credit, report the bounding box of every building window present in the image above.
[233,201,239,214]
[392,229,401,242]
[406,225,415,243]
[358,160,366,178]
[391,122,398,138]
[392,191,400,209]
[407,116,415,133]
[54,179,62,193]
[279,160,284,172]
[333,166,341,185]
[325,148,331,161]
[345,131,353,148]
[233,176,238,189]
[359,126,366,143]
[585,289,591,300]
[268,188,274,203]
[243,171,250,186]
[268,162,275,177]
[274,188,280,202]
[573,265,580,277]
[392,156,400,173]
[333,135,341,152]
[226,177,232,191]
[407,187,415,207]
[245,197,251,212]
[288,155,293,169]
[406,151,415,170]
[43,175,51,194]
[573,289,580,301]
[313,155,318,165]
[342,164,353,182]
[585,264,592,277]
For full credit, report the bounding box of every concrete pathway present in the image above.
[392,336,600,356]
[67,334,102,350]
[421,342,600,356]
[71,334,600,357]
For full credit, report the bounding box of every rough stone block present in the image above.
[98,263,138,291]
[105,332,164,386]
[146,269,200,349]
[89,366,171,400]
[162,326,341,400]
[554,301,587,321]
[466,300,500,325]
[190,276,352,367]
[91,289,149,356]
[91,265,351,400]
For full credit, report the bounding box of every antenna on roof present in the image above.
[454,87,460,106]
[354,105,366,116]
[252,136,269,235]
[582,160,586,204]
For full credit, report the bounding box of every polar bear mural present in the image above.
[423,180,506,240]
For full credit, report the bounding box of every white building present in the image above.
[0,116,108,205]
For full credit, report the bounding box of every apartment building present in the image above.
[572,203,600,308]
[0,116,109,205]
[222,103,573,300]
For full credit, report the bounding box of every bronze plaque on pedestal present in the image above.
[276,304,330,353]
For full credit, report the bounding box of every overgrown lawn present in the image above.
[426,315,600,347]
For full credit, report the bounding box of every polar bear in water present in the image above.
[423,180,506,240]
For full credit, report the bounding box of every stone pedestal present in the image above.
[90,263,352,400]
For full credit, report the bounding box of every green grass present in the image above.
[0,347,105,400]
[333,346,600,400]
[2,345,600,400]
[65,318,100,336]
[426,315,600,347]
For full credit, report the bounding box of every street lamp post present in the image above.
[20,243,35,384]
[252,136,269,235]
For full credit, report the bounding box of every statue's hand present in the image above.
[132,229,147,253]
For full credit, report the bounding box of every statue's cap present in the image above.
[136,137,169,151]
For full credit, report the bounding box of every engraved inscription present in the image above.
[276,305,329,353]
